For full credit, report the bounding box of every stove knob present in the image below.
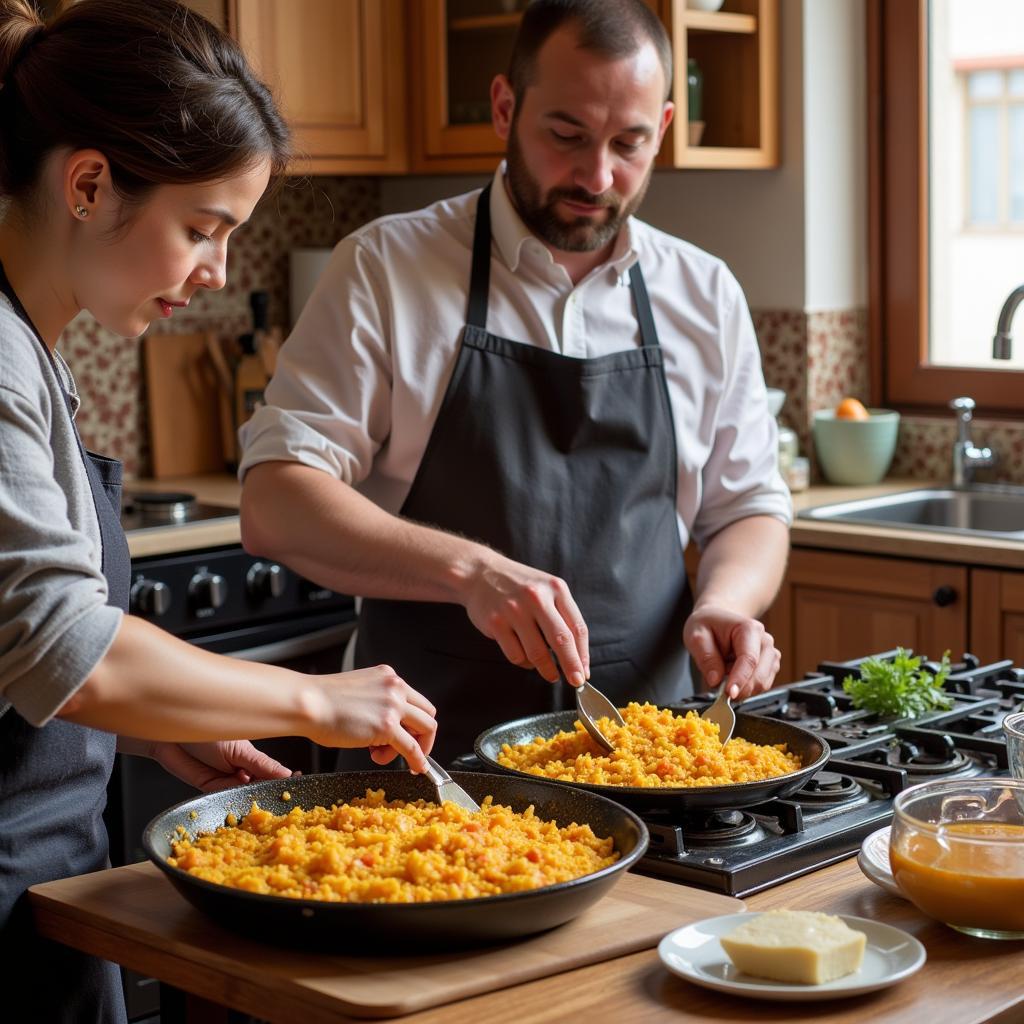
[247,561,286,600]
[188,571,228,611]
[130,578,172,618]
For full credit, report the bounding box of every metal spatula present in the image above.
[701,685,736,744]
[576,680,626,754]
[423,755,481,812]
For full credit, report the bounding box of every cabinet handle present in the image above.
[932,585,958,608]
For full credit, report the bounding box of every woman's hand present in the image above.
[150,740,292,793]
[307,665,438,773]
[460,551,590,689]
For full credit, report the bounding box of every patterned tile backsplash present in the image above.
[58,185,1024,485]
[753,307,1024,486]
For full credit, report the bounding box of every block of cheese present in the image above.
[719,910,867,984]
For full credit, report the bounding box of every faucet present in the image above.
[949,397,997,486]
[993,284,1024,359]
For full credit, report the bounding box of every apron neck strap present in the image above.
[467,183,494,329]
[628,262,659,349]
[466,181,661,348]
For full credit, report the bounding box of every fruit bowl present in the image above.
[812,407,900,485]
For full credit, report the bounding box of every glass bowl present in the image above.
[889,778,1024,939]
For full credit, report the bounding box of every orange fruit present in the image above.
[835,397,870,421]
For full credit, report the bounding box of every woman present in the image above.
[0,2,437,1019]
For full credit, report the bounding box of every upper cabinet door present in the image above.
[408,0,517,175]
[233,0,407,174]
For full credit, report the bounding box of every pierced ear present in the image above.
[64,149,110,221]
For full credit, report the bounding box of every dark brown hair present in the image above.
[508,0,673,103]
[0,0,291,209]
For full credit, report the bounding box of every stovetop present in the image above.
[454,650,1021,898]
[121,490,238,534]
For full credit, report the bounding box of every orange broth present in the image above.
[889,822,1024,932]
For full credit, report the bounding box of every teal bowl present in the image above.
[812,409,900,485]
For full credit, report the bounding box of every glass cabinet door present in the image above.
[411,0,522,172]
[445,0,524,126]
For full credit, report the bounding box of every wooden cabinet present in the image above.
[230,0,407,175]
[187,0,778,176]
[408,0,779,174]
[970,569,1024,666]
[689,543,1024,686]
[408,0,518,174]
[658,0,779,168]
[768,549,968,682]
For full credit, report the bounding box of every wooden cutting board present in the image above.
[30,862,742,1019]
[143,331,226,478]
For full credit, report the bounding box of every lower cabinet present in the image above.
[970,568,1024,666]
[688,542,1024,684]
[765,548,967,682]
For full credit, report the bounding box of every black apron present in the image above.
[354,185,693,764]
[0,265,130,1024]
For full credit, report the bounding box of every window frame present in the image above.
[869,0,1024,413]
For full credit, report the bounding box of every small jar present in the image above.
[785,455,810,492]
[777,423,799,474]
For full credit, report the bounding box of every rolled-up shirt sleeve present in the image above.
[238,236,393,486]
[0,366,121,726]
[689,279,793,550]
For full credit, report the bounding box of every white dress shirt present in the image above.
[239,166,792,550]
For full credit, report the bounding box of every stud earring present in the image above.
[75,205,88,218]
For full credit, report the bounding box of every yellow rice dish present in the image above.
[497,702,802,788]
[167,788,617,903]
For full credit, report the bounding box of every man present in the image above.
[239,0,791,762]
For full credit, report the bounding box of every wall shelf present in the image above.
[683,10,757,34]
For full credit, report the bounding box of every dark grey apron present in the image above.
[353,184,692,764]
[0,265,130,1024]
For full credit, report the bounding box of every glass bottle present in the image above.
[687,58,703,123]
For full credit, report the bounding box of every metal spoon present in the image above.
[575,680,626,754]
[701,684,736,744]
[422,755,481,812]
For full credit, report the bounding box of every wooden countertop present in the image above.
[126,474,1024,570]
[28,857,1024,1023]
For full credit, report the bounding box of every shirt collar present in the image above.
[488,162,639,277]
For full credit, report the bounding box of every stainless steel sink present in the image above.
[798,484,1024,540]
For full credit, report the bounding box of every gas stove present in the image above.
[454,650,1020,898]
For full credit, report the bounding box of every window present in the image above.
[870,0,1024,411]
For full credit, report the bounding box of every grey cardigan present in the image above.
[0,296,122,725]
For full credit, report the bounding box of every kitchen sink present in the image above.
[798,484,1024,540]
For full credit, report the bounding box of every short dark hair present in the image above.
[507,0,673,103]
[0,0,291,208]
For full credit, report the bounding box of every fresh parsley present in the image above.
[842,648,954,719]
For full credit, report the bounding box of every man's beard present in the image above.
[505,122,652,253]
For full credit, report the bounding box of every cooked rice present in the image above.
[167,788,617,902]
[497,701,802,787]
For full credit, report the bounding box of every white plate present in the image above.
[858,825,906,899]
[658,912,926,1002]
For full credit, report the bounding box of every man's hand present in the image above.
[150,740,292,793]
[460,551,590,687]
[684,605,780,700]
